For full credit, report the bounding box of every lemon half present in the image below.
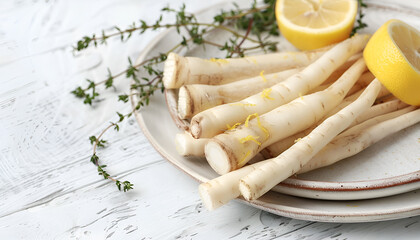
[276,0,358,50]
[364,20,420,106]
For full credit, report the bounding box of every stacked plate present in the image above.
[132,0,420,222]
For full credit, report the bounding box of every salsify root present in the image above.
[320,84,389,123]
[347,99,408,128]
[321,52,363,85]
[176,99,406,158]
[189,34,370,139]
[262,98,408,158]
[330,106,415,141]
[260,90,364,158]
[345,71,375,95]
[205,58,367,174]
[198,103,418,210]
[178,68,300,119]
[299,106,419,173]
[308,71,373,96]
[199,160,266,210]
[238,79,382,201]
[162,49,326,89]
[175,132,208,157]
[180,54,367,119]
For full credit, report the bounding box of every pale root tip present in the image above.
[162,52,178,89]
[190,117,219,139]
[239,179,252,201]
[198,183,219,210]
[205,141,232,175]
[178,86,191,119]
[174,133,187,156]
[190,120,201,139]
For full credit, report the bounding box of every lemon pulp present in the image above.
[276,0,358,50]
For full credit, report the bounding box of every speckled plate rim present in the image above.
[131,0,420,222]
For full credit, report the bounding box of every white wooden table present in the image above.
[1,0,420,239]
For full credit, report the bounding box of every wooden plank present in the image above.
[1,0,420,238]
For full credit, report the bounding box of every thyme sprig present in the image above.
[351,0,368,36]
[89,111,135,192]
[71,2,277,105]
[73,0,368,192]
[74,4,264,52]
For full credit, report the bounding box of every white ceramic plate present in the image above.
[132,0,420,222]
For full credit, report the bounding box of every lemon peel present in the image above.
[364,19,420,106]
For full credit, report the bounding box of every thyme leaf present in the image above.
[351,0,368,36]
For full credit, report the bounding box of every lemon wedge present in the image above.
[275,0,358,50]
[364,20,420,106]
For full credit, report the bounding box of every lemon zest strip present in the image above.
[256,117,270,139]
[261,88,274,100]
[239,135,261,145]
[260,70,268,83]
[238,150,251,166]
[244,113,270,138]
[248,57,258,65]
[229,103,256,107]
[226,122,242,131]
[207,58,229,64]
[244,113,259,127]
[299,92,304,100]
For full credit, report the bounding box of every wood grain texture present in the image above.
[1,0,420,239]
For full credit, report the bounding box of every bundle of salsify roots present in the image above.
[161,34,420,210]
